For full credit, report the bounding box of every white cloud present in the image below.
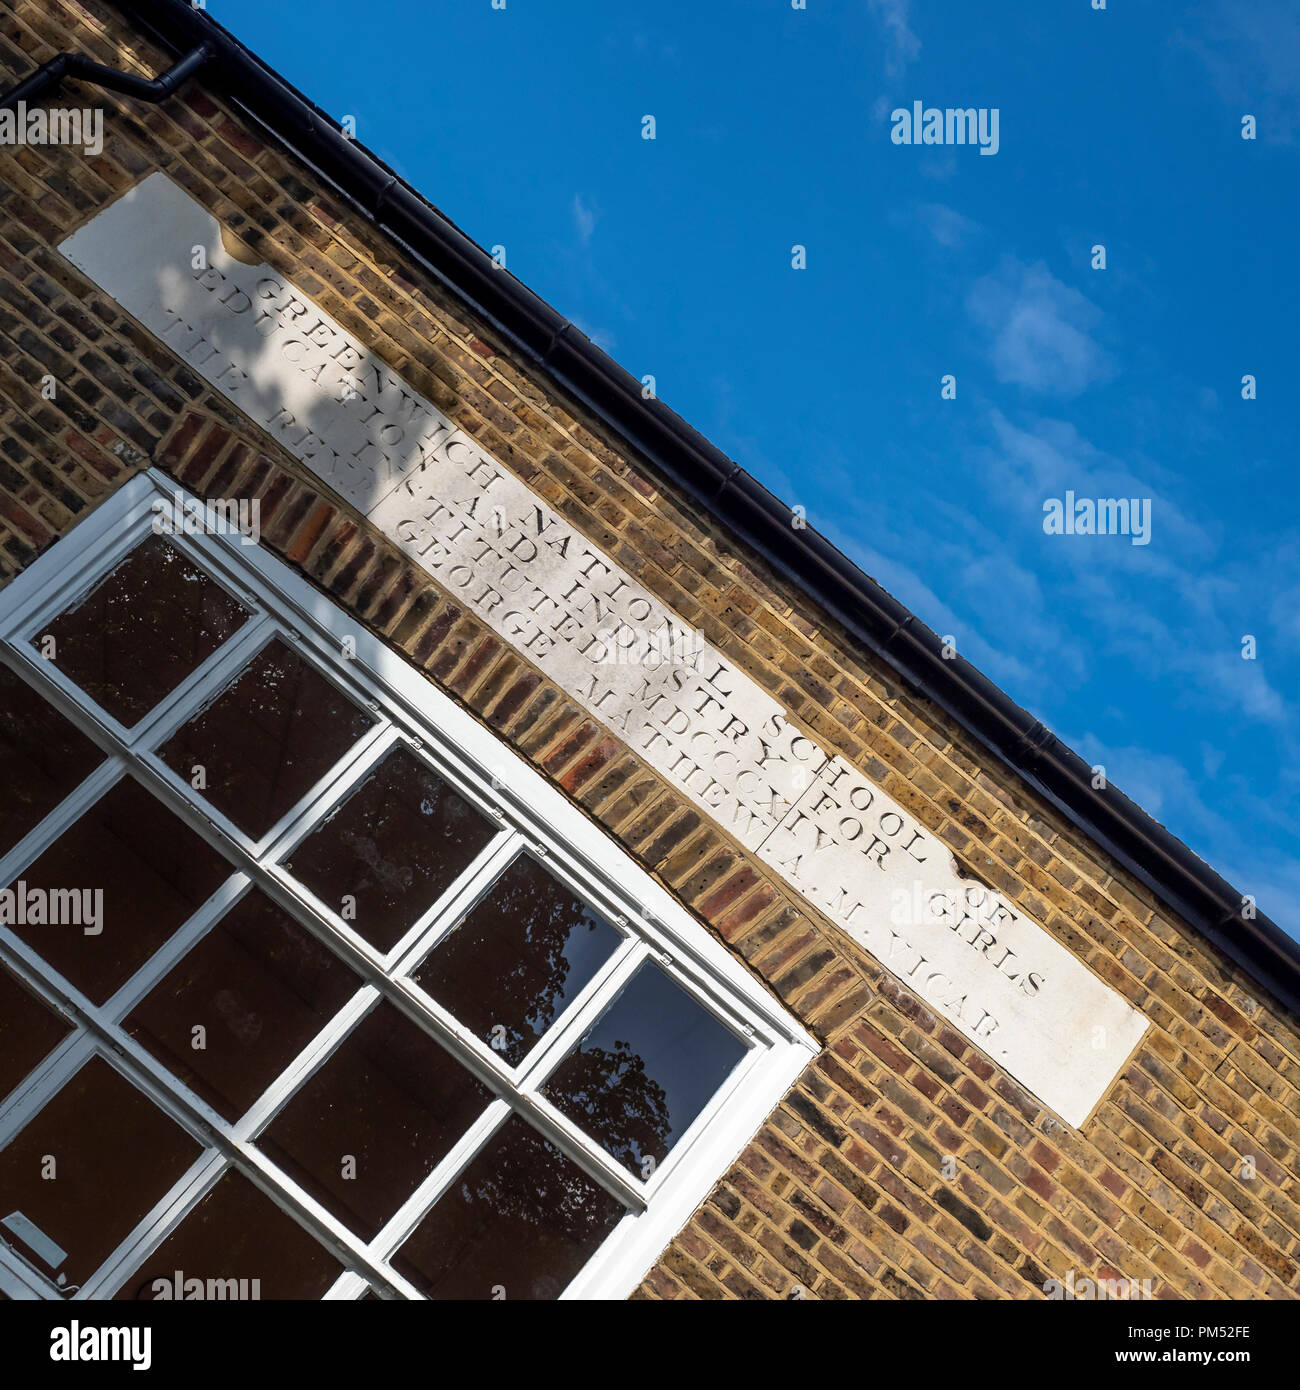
[1075,736,1201,825]
[919,151,958,182]
[982,411,1216,563]
[569,315,616,354]
[915,202,979,249]
[1073,733,1299,935]
[572,193,596,247]
[867,0,920,78]
[972,411,1293,728]
[967,258,1113,397]
[1181,0,1300,144]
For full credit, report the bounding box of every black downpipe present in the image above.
[0,42,210,114]
[22,0,1300,1018]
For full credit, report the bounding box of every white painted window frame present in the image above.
[0,468,817,1303]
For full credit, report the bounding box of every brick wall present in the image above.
[0,0,1296,1301]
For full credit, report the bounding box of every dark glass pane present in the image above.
[125,890,361,1121]
[114,1170,342,1301]
[543,964,747,1177]
[0,1056,201,1287]
[258,1001,491,1240]
[0,966,73,1102]
[0,663,102,855]
[412,857,619,1065]
[158,640,376,840]
[285,749,495,953]
[34,536,248,726]
[392,1115,624,1300]
[2,777,233,1005]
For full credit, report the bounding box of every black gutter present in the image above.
[58,0,1300,1019]
[0,42,209,113]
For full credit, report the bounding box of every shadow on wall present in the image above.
[63,170,472,526]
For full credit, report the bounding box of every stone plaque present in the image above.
[61,175,1149,1126]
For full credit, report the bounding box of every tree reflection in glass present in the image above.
[411,855,620,1066]
[284,749,496,953]
[392,1114,625,1299]
[543,964,747,1178]
[34,536,249,728]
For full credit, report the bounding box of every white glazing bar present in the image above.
[381,831,525,975]
[0,758,125,893]
[365,1097,514,1264]
[323,1270,372,1300]
[0,503,158,643]
[130,668,393,864]
[7,606,277,759]
[508,932,645,1092]
[231,986,380,1141]
[0,1028,95,1150]
[0,1026,87,1139]
[76,1151,229,1301]
[100,872,253,1023]
[256,723,406,867]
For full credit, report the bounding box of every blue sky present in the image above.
[218,0,1299,937]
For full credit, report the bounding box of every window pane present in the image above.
[157,639,376,840]
[412,856,620,1065]
[113,1170,342,1301]
[0,664,103,856]
[0,1056,201,1287]
[543,964,747,1178]
[125,890,361,1122]
[0,966,73,1103]
[285,749,496,953]
[257,1001,492,1240]
[392,1115,625,1300]
[1,777,234,1005]
[33,536,249,727]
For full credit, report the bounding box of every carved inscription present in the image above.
[61,175,1149,1126]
